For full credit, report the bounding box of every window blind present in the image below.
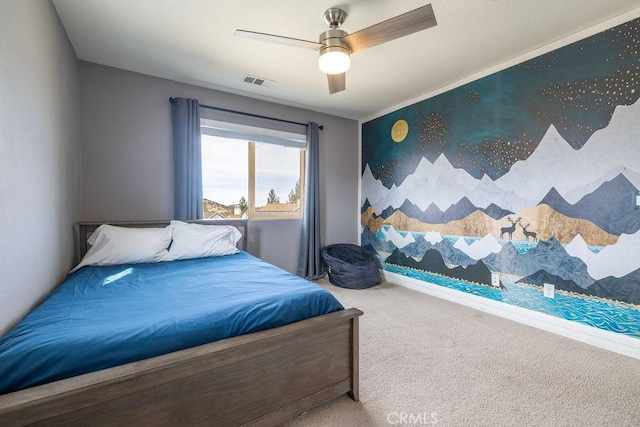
[200,107,306,148]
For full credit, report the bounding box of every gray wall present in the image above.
[79,62,359,272]
[0,1,81,336]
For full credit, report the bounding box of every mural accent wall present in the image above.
[361,18,640,337]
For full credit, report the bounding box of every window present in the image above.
[252,141,304,218]
[200,118,305,220]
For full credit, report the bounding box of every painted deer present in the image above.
[520,223,538,242]
[500,216,521,240]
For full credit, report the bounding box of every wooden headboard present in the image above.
[77,219,249,258]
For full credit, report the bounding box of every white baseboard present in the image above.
[383,270,640,360]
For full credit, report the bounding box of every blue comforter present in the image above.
[0,252,343,395]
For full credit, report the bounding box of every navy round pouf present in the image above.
[321,244,381,289]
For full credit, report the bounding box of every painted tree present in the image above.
[267,189,280,204]
[287,179,300,204]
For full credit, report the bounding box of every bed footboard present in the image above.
[0,308,362,426]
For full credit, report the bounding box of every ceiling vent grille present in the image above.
[242,74,276,88]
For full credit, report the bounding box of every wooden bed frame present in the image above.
[0,220,363,426]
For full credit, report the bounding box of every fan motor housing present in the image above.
[319,29,350,55]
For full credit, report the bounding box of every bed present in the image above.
[0,219,362,426]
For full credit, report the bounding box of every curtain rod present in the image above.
[170,98,323,130]
[200,104,324,131]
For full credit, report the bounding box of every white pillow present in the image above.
[71,225,173,273]
[168,221,241,260]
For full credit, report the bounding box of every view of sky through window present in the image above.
[255,141,300,206]
[201,135,301,208]
[201,136,248,205]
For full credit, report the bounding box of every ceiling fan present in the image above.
[235,4,437,94]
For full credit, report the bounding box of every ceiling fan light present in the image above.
[318,47,350,74]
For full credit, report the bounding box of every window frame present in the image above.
[200,133,306,221]
[247,141,306,220]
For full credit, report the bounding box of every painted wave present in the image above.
[385,264,640,338]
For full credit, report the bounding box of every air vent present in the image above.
[242,74,276,88]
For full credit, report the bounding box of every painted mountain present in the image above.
[483,237,594,289]
[386,248,492,286]
[538,174,640,236]
[400,234,477,267]
[518,268,640,306]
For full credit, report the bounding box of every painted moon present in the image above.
[391,120,409,142]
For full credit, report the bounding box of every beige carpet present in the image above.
[285,278,640,427]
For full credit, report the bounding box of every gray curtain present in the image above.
[297,122,324,279]
[170,97,203,220]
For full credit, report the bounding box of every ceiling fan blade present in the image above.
[327,73,346,94]
[342,4,437,53]
[235,29,323,50]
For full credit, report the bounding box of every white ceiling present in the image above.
[52,0,640,121]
